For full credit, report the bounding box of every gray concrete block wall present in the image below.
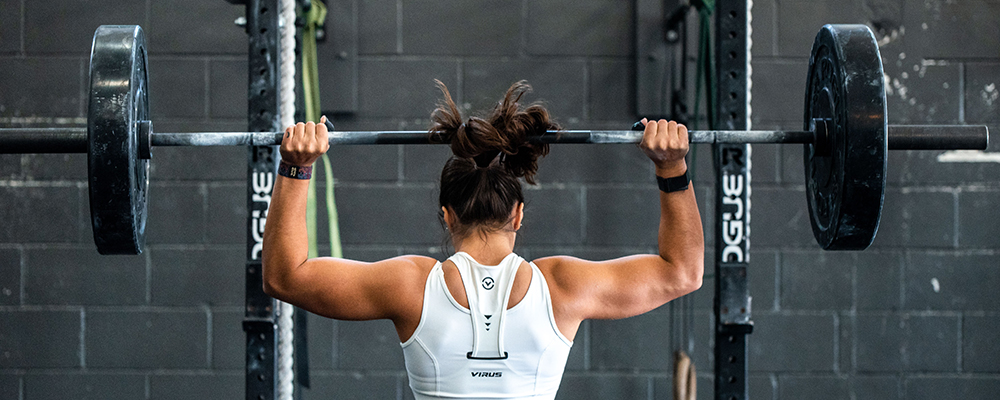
[0,1,997,399]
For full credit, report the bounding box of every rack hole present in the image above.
[729,31,737,38]
[260,7,268,14]
[260,27,268,34]
[729,71,738,79]
[730,92,737,99]
[729,10,737,18]
[259,89,267,96]
[730,112,737,120]
[260,48,267,55]
[728,376,737,383]
[729,51,737,59]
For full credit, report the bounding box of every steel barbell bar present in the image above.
[0,122,987,154]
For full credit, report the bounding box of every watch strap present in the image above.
[656,171,690,193]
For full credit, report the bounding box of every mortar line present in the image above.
[851,257,858,376]
[79,56,87,118]
[900,251,907,310]
[205,306,213,368]
[832,312,840,373]
[395,0,403,54]
[198,182,208,243]
[397,145,405,182]
[583,320,591,370]
[204,58,212,118]
[958,62,966,124]
[519,0,528,58]
[773,252,781,311]
[579,186,587,244]
[956,312,963,373]
[331,319,339,368]
[953,190,960,248]
[78,186,88,244]
[19,246,25,305]
[397,373,404,400]
[770,373,778,400]
[145,247,152,304]
[79,307,86,368]
[19,0,25,55]
[581,59,590,121]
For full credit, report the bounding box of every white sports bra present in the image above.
[401,252,573,399]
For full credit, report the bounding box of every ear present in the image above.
[442,206,453,230]
[512,202,524,231]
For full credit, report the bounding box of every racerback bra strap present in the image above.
[448,252,522,360]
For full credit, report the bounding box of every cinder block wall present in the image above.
[0,1,997,399]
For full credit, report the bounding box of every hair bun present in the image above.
[428,80,559,184]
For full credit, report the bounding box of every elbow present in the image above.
[687,270,704,293]
[680,259,704,295]
[261,261,291,300]
[262,279,280,298]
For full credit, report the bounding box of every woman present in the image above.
[263,81,703,399]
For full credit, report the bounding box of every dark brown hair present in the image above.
[429,80,560,238]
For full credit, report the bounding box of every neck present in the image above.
[452,230,517,265]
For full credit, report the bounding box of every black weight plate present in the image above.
[88,25,149,255]
[803,24,887,250]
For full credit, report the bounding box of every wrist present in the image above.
[654,161,687,178]
[277,161,313,179]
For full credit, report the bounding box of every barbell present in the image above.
[0,24,989,255]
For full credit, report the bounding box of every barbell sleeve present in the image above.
[887,125,989,150]
[0,128,88,153]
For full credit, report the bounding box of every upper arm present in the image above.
[536,254,702,321]
[265,255,434,321]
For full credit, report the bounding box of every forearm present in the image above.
[262,175,312,293]
[655,165,705,285]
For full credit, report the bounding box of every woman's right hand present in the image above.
[279,115,331,167]
[638,118,689,177]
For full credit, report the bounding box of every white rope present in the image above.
[745,0,753,260]
[277,0,297,399]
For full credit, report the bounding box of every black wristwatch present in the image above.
[656,171,690,193]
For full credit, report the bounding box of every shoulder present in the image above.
[530,255,588,286]
[381,255,439,276]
